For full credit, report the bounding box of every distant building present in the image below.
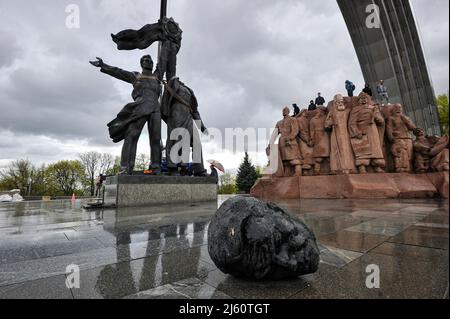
[337,0,441,135]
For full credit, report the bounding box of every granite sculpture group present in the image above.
[90,18,208,176]
[252,93,449,199]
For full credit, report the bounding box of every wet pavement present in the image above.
[0,196,448,299]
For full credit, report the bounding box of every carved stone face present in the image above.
[208,196,320,280]
[282,107,290,117]
[358,93,369,106]
[140,55,154,71]
[415,128,425,138]
[334,95,345,111]
[393,104,403,115]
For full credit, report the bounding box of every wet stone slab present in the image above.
[123,277,232,299]
[0,275,72,299]
[0,197,448,299]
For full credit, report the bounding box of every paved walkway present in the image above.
[0,196,448,299]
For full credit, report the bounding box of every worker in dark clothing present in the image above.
[292,104,300,117]
[308,100,317,111]
[315,93,325,106]
[345,80,356,97]
[362,83,373,97]
[210,165,218,179]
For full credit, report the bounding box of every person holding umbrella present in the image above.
[207,160,224,180]
[210,165,218,178]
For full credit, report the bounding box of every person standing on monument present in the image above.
[90,54,165,175]
[348,92,386,174]
[362,83,373,97]
[315,93,325,106]
[308,100,317,111]
[377,80,389,105]
[292,104,300,117]
[161,76,208,176]
[345,80,356,97]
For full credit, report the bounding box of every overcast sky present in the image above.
[0,0,448,171]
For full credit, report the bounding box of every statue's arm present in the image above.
[348,113,361,138]
[101,64,137,84]
[289,120,299,141]
[153,41,171,81]
[402,115,417,131]
[270,123,281,145]
[324,112,333,130]
[90,57,136,84]
[374,107,385,126]
[192,110,207,133]
[413,141,430,153]
[309,121,316,143]
[386,118,395,142]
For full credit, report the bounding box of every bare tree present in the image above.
[79,152,101,196]
[79,152,116,195]
[99,153,114,176]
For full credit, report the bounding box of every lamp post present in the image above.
[27,176,32,197]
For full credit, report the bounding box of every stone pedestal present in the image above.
[105,175,218,207]
[250,172,449,200]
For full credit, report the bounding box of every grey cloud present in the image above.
[0,31,21,68]
[0,0,448,168]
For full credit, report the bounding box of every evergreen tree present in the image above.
[236,152,258,193]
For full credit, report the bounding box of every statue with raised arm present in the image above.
[161,77,208,176]
[89,54,164,175]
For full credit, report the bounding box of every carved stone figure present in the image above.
[386,104,416,173]
[296,110,314,175]
[208,196,320,280]
[430,135,450,172]
[348,93,386,174]
[413,129,433,173]
[310,106,331,175]
[161,77,208,176]
[413,129,449,173]
[90,55,164,174]
[325,94,357,174]
[276,107,302,176]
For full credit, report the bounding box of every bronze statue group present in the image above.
[91,18,208,176]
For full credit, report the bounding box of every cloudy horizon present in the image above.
[0,0,448,172]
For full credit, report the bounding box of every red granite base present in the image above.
[250,172,449,200]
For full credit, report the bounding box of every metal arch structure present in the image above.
[337,0,441,135]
